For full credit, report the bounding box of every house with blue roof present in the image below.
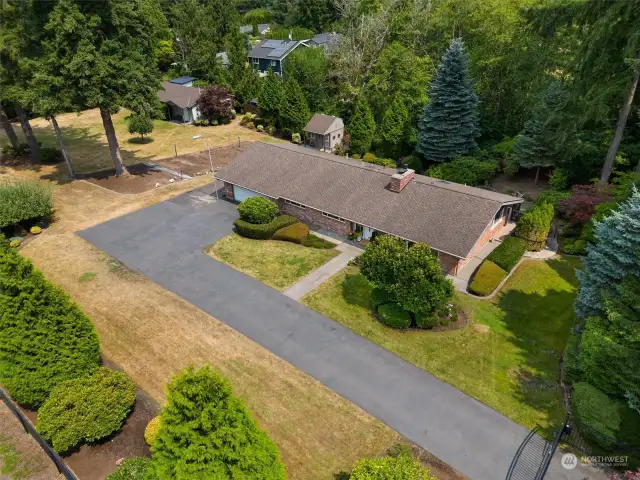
[248,39,307,76]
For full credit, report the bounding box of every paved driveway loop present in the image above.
[79,187,594,480]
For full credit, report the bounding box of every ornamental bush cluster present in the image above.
[237,197,279,224]
[350,449,437,480]
[37,367,136,453]
[378,303,411,330]
[234,215,298,240]
[106,457,152,480]
[469,260,507,296]
[427,156,498,186]
[0,180,53,228]
[0,244,100,408]
[272,222,310,243]
[487,237,527,272]
[514,202,554,251]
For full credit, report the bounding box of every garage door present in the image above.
[233,185,267,203]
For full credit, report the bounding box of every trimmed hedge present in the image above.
[378,303,411,330]
[106,457,153,480]
[0,246,101,408]
[469,260,507,296]
[0,180,53,228]
[237,196,278,224]
[234,215,298,240]
[272,222,309,243]
[302,233,335,249]
[514,202,554,251]
[37,367,136,453]
[487,237,527,272]
[415,311,438,329]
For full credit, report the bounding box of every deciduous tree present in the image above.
[196,85,234,120]
[127,114,154,140]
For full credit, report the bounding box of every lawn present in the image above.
[302,257,583,434]
[206,233,339,291]
[3,165,403,480]
[0,108,276,175]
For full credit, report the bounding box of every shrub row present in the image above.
[302,233,335,249]
[37,367,136,453]
[234,215,298,240]
[487,237,527,272]
[377,303,411,330]
[272,222,309,243]
[0,243,101,408]
[0,180,53,228]
[469,260,507,296]
[237,196,279,224]
[362,153,396,168]
[427,156,498,186]
[514,202,554,251]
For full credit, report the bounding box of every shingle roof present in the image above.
[309,33,340,52]
[158,81,201,109]
[169,76,195,85]
[303,114,343,135]
[249,40,303,60]
[216,142,523,258]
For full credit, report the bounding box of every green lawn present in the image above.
[206,233,339,291]
[302,257,582,433]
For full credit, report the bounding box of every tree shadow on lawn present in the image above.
[343,272,373,309]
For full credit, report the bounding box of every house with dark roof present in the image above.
[303,114,344,152]
[306,33,340,53]
[217,142,524,275]
[248,39,307,76]
[158,80,202,123]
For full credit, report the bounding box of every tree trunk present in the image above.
[534,165,540,185]
[51,115,75,179]
[14,103,40,161]
[0,106,20,150]
[100,108,128,176]
[599,51,640,185]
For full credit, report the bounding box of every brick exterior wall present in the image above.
[222,182,234,200]
[279,201,351,235]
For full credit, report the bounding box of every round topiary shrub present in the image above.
[414,311,438,329]
[106,457,152,480]
[291,133,302,144]
[9,239,21,248]
[378,303,411,330]
[30,226,42,234]
[144,416,161,446]
[37,367,136,453]
[237,197,279,225]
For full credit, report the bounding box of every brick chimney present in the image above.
[389,166,415,193]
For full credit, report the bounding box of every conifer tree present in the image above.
[257,68,285,126]
[416,38,479,163]
[380,98,409,158]
[280,78,311,134]
[349,99,376,155]
[575,187,640,319]
[149,365,286,479]
[512,82,567,184]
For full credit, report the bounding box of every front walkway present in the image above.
[283,243,362,300]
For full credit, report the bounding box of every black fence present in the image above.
[0,388,77,480]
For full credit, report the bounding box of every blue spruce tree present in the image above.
[416,38,479,163]
[575,187,640,319]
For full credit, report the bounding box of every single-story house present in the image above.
[240,23,270,35]
[303,114,344,152]
[248,39,307,76]
[158,79,202,123]
[306,33,340,53]
[216,142,524,275]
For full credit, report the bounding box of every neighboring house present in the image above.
[216,51,229,68]
[240,23,270,36]
[248,39,307,76]
[158,79,202,123]
[306,33,340,53]
[303,114,344,152]
[217,142,523,275]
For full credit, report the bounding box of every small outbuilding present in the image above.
[303,114,344,152]
[158,80,202,123]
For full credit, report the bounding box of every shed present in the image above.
[303,114,344,152]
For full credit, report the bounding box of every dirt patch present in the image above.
[78,163,182,194]
[411,443,468,480]
[154,142,250,177]
[490,171,550,200]
[473,324,490,334]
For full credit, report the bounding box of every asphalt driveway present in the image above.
[79,185,592,480]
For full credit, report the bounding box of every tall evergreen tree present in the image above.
[226,30,249,88]
[575,187,640,319]
[380,98,409,158]
[257,68,284,126]
[348,99,376,155]
[416,38,479,163]
[280,78,310,134]
[234,67,262,109]
[512,82,567,184]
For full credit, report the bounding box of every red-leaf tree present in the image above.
[558,184,612,225]
[196,85,234,120]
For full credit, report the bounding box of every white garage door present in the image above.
[233,185,267,203]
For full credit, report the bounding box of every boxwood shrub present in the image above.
[414,311,438,329]
[234,215,298,240]
[106,457,152,480]
[0,180,53,228]
[272,222,309,243]
[378,303,411,330]
[237,197,278,224]
[469,260,507,296]
[487,237,527,272]
[37,367,136,453]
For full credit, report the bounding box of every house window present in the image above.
[285,199,306,209]
[322,212,345,223]
[270,60,277,67]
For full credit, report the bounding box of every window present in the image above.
[284,199,306,209]
[333,135,336,140]
[322,212,345,223]
[270,60,277,67]
[492,208,504,227]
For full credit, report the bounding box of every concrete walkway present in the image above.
[78,188,595,480]
[283,243,361,300]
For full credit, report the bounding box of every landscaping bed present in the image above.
[78,163,181,194]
